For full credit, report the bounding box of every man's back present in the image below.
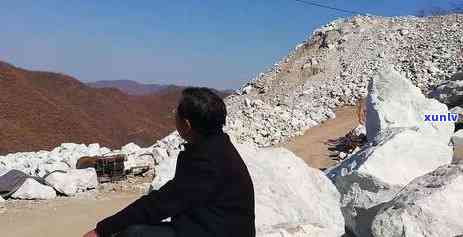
[172,132,255,237]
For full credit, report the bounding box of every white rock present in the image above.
[327,128,453,236]
[151,142,345,236]
[0,195,4,203]
[430,72,463,107]
[243,85,253,95]
[241,145,344,236]
[451,129,463,146]
[153,147,169,161]
[339,152,347,159]
[121,143,141,155]
[37,162,70,177]
[125,153,155,172]
[60,143,78,150]
[45,171,77,195]
[244,98,251,107]
[372,164,463,237]
[366,67,453,143]
[45,168,98,196]
[353,124,367,137]
[12,178,56,200]
[449,106,463,121]
[87,143,101,156]
[150,150,179,190]
[99,147,112,155]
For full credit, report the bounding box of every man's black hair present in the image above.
[177,87,227,136]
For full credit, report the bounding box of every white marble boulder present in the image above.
[366,67,453,143]
[326,67,454,237]
[326,128,453,237]
[45,168,98,196]
[11,178,56,200]
[372,164,463,237]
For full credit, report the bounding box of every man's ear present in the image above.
[185,119,192,131]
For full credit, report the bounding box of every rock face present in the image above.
[366,67,453,143]
[45,168,98,196]
[151,143,345,237]
[431,72,463,107]
[11,178,56,200]
[327,67,454,236]
[372,164,463,237]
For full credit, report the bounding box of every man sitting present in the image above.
[84,87,256,237]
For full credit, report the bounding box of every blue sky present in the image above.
[0,0,454,89]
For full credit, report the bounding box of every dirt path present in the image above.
[0,193,140,237]
[281,106,358,169]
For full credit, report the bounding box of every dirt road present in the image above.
[0,193,140,237]
[282,106,358,169]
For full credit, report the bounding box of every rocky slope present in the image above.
[224,14,463,146]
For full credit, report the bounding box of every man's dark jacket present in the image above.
[96,132,256,237]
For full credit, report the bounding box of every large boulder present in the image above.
[36,161,70,177]
[11,178,56,200]
[326,128,453,236]
[150,150,179,191]
[430,72,463,107]
[151,143,345,237]
[372,164,463,237]
[45,168,98,196]
[366,67,453,143]
[240,145,344,237]
[327,67,454,237]
[451,129,463,146]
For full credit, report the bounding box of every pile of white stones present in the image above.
[0,141,170,199]
[223,14,463,146]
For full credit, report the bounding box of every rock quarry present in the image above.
[1,14,463,237]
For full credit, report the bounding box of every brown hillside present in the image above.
[0,61,182,154]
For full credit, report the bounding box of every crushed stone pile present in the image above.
[224,14,463,146]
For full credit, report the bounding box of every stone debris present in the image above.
[430,71,463,107]
[371,164,463,237]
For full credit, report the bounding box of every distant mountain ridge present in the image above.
[86,80,169,95]
[86,80,234,96]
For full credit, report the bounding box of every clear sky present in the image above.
[0,0,455,89]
